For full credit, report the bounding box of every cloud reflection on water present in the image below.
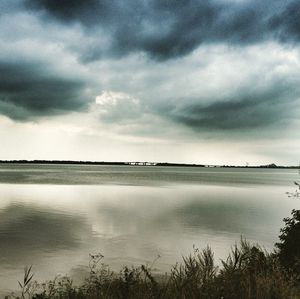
[0,203,93,267]
[0,178,299,293]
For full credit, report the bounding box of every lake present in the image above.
[0,164,299,294]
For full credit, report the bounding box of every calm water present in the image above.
[0,164,299,294]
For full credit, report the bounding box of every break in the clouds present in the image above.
[0,0,300,164]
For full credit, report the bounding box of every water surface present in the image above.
[0,164,299,294]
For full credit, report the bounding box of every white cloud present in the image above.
[95,90,139,106]
[93,90,141,123]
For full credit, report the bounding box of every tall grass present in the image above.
[6,239,300,299]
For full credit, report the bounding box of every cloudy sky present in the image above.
[0,0,299,165]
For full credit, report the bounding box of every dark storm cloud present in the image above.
[25,0,111,26]
[269,0,300,42]
[24,0,300,61]
[164,83,300,131]
[0,60,89,120]
[1,0,300,134]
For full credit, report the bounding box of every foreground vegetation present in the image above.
[7,209,300,299]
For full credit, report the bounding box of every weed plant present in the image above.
[6,239,300,299]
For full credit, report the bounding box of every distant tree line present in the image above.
[0,160,299,169]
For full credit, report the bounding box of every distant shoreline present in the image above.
[0,160,299,169]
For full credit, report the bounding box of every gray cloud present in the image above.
[269,0,300,43]
[160,81,300,131]
[24,0,111,26]
[23,0,300,61]
[0,0,299,145]
[0,60,89,120]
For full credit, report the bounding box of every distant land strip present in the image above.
[0,160,299,169]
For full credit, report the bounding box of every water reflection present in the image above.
[0,166,299,294]
[0,204,92,267]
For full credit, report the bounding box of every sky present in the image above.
[0,0,300,165]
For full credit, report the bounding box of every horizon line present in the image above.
[0,159,299,169]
